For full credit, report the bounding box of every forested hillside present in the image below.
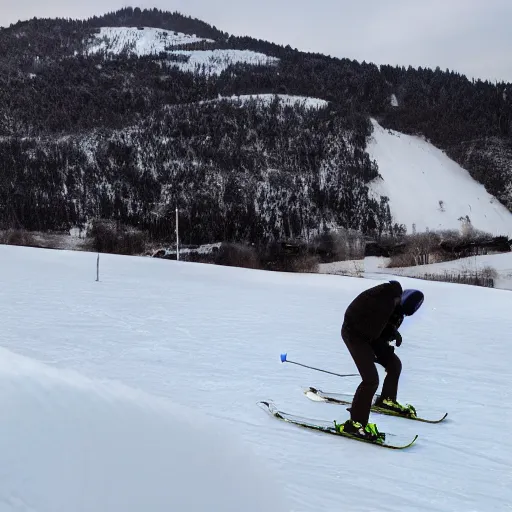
[0,7,510,245]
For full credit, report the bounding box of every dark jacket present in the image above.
[371,306,404,366]
[377,307,404,342]
[342,281,403,342]
[370,288,424,366]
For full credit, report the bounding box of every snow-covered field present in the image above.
[86,26,279,76]
[366,252,512,291]
[318,258,364,277]
[367,119,512,237]
[1,244,511,511]
[0,347,284,512]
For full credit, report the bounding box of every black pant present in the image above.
[341,325,402,426]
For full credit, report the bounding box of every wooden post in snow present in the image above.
[176,207,180,261]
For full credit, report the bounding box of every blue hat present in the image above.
[401,289,424,316]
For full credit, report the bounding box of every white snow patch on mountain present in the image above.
[85,27,279,76]
[168,50,279,76]
[367,118,512,236]
[87,26,212,56]
[204,93,328,109]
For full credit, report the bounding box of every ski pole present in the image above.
[280,353,358,378]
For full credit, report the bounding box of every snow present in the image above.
[1,243,512,511]
[207,93,329,109]
[169,49,279,76]
[87,26,212,56]
[86,27,279,76]
[318,258,364,277]
[0,314,285,510]
[368,251,512,290]
[367,118,512,237]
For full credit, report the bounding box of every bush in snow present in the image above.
[0,229,39,248]
[384,227,508,268]
[86,219,147,255]
[214,242,261,269]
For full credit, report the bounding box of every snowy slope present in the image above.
[87,26,212,55]
[367,119,512,236]
[0,348,285,512]
[86,26,279,76]
[1,244,512,511]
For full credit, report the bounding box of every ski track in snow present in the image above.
[1,245,511,511]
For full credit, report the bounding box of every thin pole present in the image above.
[280,354,358,378]
[176,206,179,261]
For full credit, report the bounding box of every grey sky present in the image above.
[2,0,511,83]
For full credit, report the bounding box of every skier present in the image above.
[338,280,424,442]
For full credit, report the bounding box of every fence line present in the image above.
[412,271,494,288]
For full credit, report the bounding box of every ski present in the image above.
[304,387,448,424]
[258,400,418,449]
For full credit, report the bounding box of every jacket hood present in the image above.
[388,280,403,297]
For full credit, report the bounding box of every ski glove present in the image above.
[394,330,402,347]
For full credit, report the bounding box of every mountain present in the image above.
[1,7,512,248]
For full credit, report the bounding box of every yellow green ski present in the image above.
[259,400,418,449]
[304,387,448,424]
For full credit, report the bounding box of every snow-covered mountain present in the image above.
[1,243,511,511]
[2,8,512,248]
[81,27,512,238]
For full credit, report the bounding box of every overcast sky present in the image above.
[1,0,511,83]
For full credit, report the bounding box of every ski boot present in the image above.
[375,397,417,418]
[334,419,386,443]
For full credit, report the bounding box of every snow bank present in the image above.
[367,118,512,236]
[318,259,364,277]
[0,347,287,512]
